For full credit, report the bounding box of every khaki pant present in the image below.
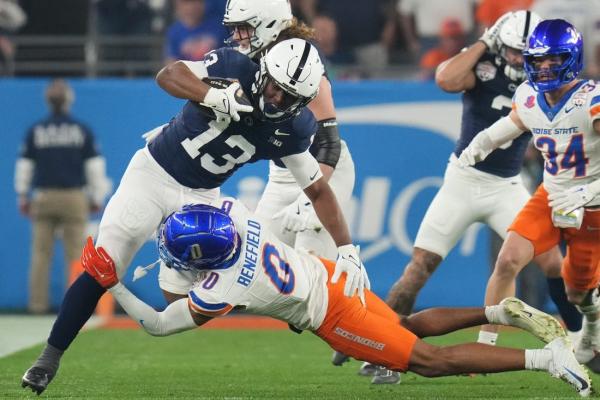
[29,189,89,313]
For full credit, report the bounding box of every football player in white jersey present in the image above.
[77,198,592,396]
[223,0,355,261]
[459,19,600,366]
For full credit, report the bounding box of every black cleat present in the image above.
[21,366,55,395]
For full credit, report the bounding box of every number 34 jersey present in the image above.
[187,198,329,331]
[148,48,317,189]
[512,80,600,206]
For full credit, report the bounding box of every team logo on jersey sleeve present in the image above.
[524,95,535,109]
[475,61,497,82]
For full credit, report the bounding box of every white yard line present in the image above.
[0,314,103,358]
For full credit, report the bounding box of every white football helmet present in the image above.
[223,0,293,58]
[254,38,323,121]
[496,10,543,81]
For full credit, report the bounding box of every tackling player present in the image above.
[77,198,591,397]
[223,0,355,261]
[458,19,600,368]
[21,39,368,395]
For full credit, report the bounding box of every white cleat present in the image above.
[371,366,401,384]
[501,297,567,344]
[358,362,378,377]
[547,337,592,397]
[331,351,350,366]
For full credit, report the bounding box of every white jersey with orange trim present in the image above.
[512,79,600,206]
[187,197,329,331]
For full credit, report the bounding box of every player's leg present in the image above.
[561,210,600,364]
[481,185,561,343]
[22,150,177,395]
[60,190,88,284]
[386,164,477,315]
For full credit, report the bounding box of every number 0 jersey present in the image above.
[187,198,329,331]
[148,48,317,189]
[454,53,531,178]
[512,80,600,206]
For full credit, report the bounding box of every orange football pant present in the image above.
[314,258,418,372]
[509,184,600,291]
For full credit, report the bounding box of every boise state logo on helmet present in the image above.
[158,204,240,271]
[523,19,584,92]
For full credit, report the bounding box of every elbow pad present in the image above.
[309,118,341,168]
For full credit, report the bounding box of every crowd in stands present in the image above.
[1,0,600,79]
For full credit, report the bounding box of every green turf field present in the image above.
[0,327,592,399]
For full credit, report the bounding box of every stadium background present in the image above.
[1,79,494,311]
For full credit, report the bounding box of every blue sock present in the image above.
[547,277,582,332]
[47,272,106,351]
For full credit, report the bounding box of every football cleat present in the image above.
[547,337,592,397]
[358,362,378,377]
[21,366,55,395]
[371,366,401,384]
[501,297,567,344]
[331,351,350,366]
[575,331,600,364]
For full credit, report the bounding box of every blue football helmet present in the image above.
[158,204,240,271]
[523,19,584,92]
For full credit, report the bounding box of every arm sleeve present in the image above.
[188,289,233,317]
[280,150,323,189]
[109,282,198,336]
[309,118,342,168]
[14,158,35,195]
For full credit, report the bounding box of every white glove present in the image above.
[478,12,511,54]
[331,244,370,306]
[273,195,323,233]
[202,82,254,122]
[548,185,596,214]
[457,142,492,168]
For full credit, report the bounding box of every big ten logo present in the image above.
[347,176,484,262]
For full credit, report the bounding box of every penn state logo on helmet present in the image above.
[253,38,324,121]
[157,204,240,271]
[523,19,584,92]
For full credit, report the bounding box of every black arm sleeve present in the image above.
[308,118,341,168]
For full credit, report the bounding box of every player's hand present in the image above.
[81,236,118,288]
[479,12,511,54]
[548,185,595,214]
[202,82,254,122]
[273,195,322,233]
[331,244,370,306]
[457,145,488,167]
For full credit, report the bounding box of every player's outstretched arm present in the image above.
[80,237,210,336]
[458,111,526,167]
[435,41,486,93]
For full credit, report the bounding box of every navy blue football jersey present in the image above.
[148,48,317,189]
[453,54,531,178]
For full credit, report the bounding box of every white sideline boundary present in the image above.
[0,314,103,358]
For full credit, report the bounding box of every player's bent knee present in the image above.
[494,252,526,279]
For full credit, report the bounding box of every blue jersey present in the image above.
[20,113,99,189]
[148,48,317,189]
[453,54,531,178]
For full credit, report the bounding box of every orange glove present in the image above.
[81,236,118,288]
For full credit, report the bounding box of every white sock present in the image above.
[525,349,552,371]
[477,330,498,346]
[485,304,510,325]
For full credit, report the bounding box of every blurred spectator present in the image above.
[96,0,154,35]
[531,0,600,79]
[475,0,534,30]
[312,15,337,63]
[318,0,396,73]
[14,79,110,314]
[290,0,317,24]
[0,0,26,75]
[419,18,466,80]
[397,0,476,60]
[164,0,227,63]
